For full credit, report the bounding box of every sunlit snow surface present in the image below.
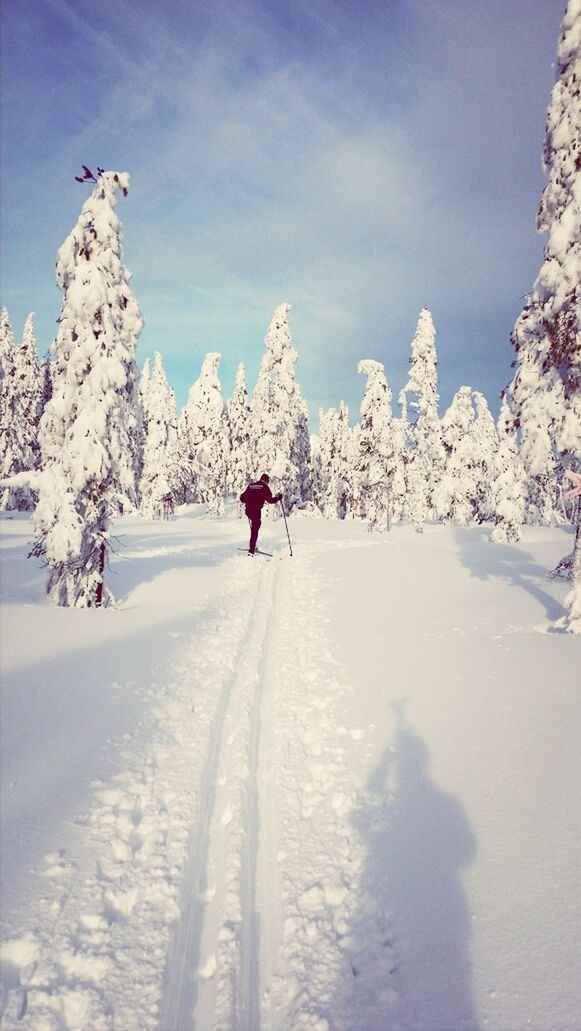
[1,508,580,1031]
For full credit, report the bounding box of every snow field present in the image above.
[2,511,581,1030]
[1,519,272,1029]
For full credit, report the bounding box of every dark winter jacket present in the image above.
[240,481,280,516]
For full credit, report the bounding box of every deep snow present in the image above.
[1,508,580,1031]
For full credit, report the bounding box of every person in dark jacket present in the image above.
[239,474,282,554]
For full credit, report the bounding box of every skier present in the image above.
[240,474,282,555]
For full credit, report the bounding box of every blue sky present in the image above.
[1,0,564,422]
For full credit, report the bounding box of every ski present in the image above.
[236,548,273,558]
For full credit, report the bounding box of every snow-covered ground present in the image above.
[1,507,580,1031]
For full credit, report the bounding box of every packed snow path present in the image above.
[1,511,581,1030]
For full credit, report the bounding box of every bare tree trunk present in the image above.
[95,541,106,608]
[565,516,581,633]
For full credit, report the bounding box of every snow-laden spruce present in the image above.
[1,313,43,510]
[0,306,13,378]
[391,397,408,524]
[312,402,357,519]
[178,352,229,516]
[508,0,581,631]
[435,389,500,527]
[401,309,444,530]
[490,397,526,542]
[0,309,18,507]
[472,391,499,523]
[30,170,144,607]
[356,359,397,531]
[226,362,253,498]
[434,387,481,526]
[140,352,179,519]
[251,304,311,510]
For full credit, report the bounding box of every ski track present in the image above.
[1,538,401,1030]
[165,555,278,1031]
[0,554,270,1031]
[259,543,401,1031]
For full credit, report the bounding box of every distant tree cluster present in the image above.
[0,2,578,627]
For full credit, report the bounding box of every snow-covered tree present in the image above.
[434,387,480,526]
[40,350,53,414]
[0,307,15,398]
[389,415,407,524]
[394,390,410,524]
[313,403,357,519]
[226,362,253,498]
[140,352,179,518]
[29,169,143,607]
[511,352,558,525]
[401,309,445,530]
[178,352,229,515]
[251,303,311,510]
[356,359,397,531]
[508,0,581,630]
[472,391,499,522]
[490,397,526,542]
[0,308,17,506]
[1,313,43,510]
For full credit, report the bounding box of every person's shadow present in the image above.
[334,707,480,1031]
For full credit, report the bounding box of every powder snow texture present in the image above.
[1,509,580,1031]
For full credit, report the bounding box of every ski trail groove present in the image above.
[162,558,278,1031]
[238,561,278,1031]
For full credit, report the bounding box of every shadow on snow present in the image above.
[109,531,241,602]
[332,707,480,1031]
[452,525,566,624]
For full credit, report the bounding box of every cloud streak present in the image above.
[1,0,564,421]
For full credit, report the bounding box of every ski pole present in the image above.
[280,499,293,557]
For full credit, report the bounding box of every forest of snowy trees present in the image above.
[0,2,579,626]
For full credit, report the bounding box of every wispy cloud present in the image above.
[1,0,563,419]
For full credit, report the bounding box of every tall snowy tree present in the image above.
[390,416,408,524]
[40,350,53,415]
[178,352,229,515]
[434,387,481,526]
[313,403,357,519]
[508,0,581,631]
[0,307,15,397]
[1,313,43,510]
[490,397,526,542]
[0,308,17,507]
[472,391,500,522]
[226,362,253,499]
[138,355,151,428]
[140,351,179,518]
[401,309,445,530]
[356,360,397,531]
[511,351,558,526]
[29,169,143,607]
[251,303,311,510]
